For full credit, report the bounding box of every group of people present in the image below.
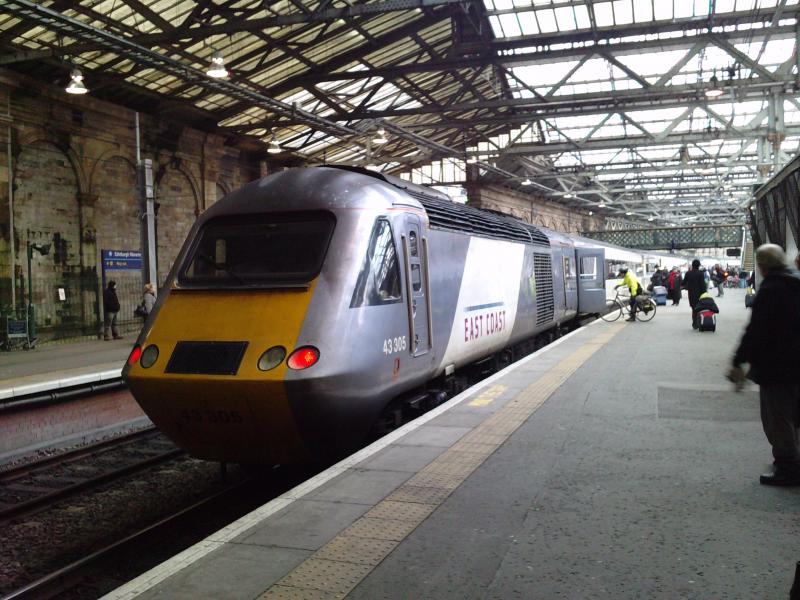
[614,247,800,487]
[102,281,156,341]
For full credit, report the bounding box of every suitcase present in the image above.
[653,285,667,306]
[745,292,755,308]
[697,310,717,332]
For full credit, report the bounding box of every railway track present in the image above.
[0,466,314,600]
[0,427,184,522]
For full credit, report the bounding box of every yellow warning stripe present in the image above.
[259,323,624,600]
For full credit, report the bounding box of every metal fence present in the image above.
[0,272,147,343]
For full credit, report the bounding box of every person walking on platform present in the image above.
[712,264,725,297]
[614,267,642,322]
[103,280,122,341]
[683,259,706,328]
[667,266,682,306]
[728,244,800,486]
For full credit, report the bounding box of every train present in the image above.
[122,166,668,466]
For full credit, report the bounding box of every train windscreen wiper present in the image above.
[195,252,247,286]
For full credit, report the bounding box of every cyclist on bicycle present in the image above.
[615,267,643,322]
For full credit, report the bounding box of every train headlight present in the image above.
[140,345,159,368]
[257,346,286,371]
[287,346,320,370]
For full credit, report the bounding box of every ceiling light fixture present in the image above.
[648,217,654,221]
[65,68,88,94]
[267,138,281,154]
[206,50,228,78]
[372,127,388,145]
[521,178,532,186]
[598,202,606,208]
[588,211,593,216]
[565,193,573,198]
[625,211,633,215]
[705,71,724,98]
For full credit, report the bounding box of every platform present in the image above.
[0,338,131,401]
[105,289,799,600]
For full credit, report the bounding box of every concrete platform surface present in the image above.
[0,338,131,400]
[105,288,799,600]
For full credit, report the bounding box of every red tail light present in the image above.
[127,345,142,366]
[287,346,319,370]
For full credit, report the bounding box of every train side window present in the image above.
[409,231,418,257]
[580,256,596,279]
[350,219,403,307]
[411,264,422,292]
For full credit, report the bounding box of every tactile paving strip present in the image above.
[257,322,624,599]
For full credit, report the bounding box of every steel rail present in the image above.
[0,429,184,522]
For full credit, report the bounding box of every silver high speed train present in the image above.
[124,166,609,465]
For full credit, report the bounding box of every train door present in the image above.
[562,249,578,315]
[576,247,607,314]
[401,215,431,357]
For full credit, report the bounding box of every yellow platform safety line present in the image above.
[258,322,625,600]
[467,383,508,407]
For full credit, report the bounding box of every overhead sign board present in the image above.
[102,249,143,271]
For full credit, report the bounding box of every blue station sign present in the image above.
[102,249,143,271]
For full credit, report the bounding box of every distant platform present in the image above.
[0,338,130,401]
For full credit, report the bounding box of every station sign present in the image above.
[102,249,143,271]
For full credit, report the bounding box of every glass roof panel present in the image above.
[613,0,634,25]
[536,8,558,33]
[594,2,614,27]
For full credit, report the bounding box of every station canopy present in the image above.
[2,0,798,226]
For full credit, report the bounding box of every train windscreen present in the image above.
[178,211,335,287]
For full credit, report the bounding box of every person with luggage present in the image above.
[693,291,719,331]
[728,244,800,486]
[682,259,707,328]
[614,267,643,322]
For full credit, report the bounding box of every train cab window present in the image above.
[179,211,335,287]
[350,219,403,307]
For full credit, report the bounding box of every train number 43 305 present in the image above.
[382,336,407,355]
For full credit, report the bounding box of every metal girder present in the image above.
[501,125,800,156]
[293,17,795,84]
[581,225,744,250]
[2,0,360,139]
[257,73,793,128]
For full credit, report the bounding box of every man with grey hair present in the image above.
[729,243,800,486]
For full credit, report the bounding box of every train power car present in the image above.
[123,166,608,466]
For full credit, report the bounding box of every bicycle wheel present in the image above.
[600,299,623,322]
[636,298,657,322]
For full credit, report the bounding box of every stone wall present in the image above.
[466,184,606,234]
[0,70,261,340]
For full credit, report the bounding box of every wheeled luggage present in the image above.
[696,310,717,332]
[653,285,668,306]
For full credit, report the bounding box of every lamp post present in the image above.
[26,241,50,340]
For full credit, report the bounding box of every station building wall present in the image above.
[0,71,261,341]
[466,184,604,234]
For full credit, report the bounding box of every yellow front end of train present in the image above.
[125,286,316,465]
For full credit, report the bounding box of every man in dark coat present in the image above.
[728,244,800,486]
[682,259,707,328]
[103,280,122,341]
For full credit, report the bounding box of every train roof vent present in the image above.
[405,191,549,246]
[520,223,550,246]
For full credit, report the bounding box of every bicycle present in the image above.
[600,288,657,323]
